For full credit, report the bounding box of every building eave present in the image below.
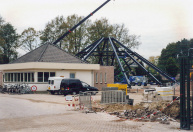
[0,62,100,71]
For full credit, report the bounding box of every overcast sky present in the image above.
[0,0,193,59]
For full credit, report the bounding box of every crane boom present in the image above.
[53,0,111,45]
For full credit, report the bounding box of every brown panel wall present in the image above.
[94,66,114,91]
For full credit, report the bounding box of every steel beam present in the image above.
[53,0,111,45]
[109,37,130,85]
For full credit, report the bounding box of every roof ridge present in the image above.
[49,43,89,64]
[38,43,49,62]
[10,43,49,64]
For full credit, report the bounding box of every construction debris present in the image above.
[92,100,180,124]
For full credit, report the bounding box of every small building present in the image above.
[0,43,114,91]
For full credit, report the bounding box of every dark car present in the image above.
[60,78,98,96]
[81,81,98,95]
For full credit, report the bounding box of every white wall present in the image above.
[3,69,93,91]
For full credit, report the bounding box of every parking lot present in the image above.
[0,93,189,132]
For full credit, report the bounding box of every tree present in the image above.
[0,16,5,63]
[19,27,40,52]
[40,15,140,55]
[158,42,178,74]
[157,38,193,77]
[40,16,67,44]
[87,18,140,49]
[147,56,159,75]
[165,57,179,77]
[0,23,19,63]
[40,15,91,54]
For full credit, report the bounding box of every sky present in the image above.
[0,0,193,59]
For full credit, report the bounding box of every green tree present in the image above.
[87,18,140,49]
[0,23,19,63]
[40,16,66,44]
[165,57,179,77]
[40,15,91,54]
[0,16,5,63]
[157,38,193,77]
[158,42,178,70]
[147,56,159,75]
[40,15,140,55]
[19,27,40,52]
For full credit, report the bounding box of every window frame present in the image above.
[37,72,56,83]
[4,72,35,83]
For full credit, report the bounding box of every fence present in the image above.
[101,90,126,104]
[180,56,193,130]
[79,92,93,113]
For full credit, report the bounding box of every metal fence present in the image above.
[79,92,93,113]
[180,56,193,130]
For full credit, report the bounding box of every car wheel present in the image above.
[51,91,55,95]
[57,90,61,95]
[92,92,96,95]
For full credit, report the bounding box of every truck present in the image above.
[47,77,65,95]
[129,76,148,86]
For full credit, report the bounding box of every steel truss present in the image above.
[76,37,176,86]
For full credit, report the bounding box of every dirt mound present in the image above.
[147,101,180,118]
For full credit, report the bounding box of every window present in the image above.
[8,73,10,82]
[44,72,49,82]
[11,73,13,82]
[70,73,75,78]
[100,73,102,83]
[38,72,43,82]
[18,73,20,82]
[28,73,34,82]
[96,73,98,83]
[5,73,8,82]
[4,72,34,83]
[48,80,54,85]
[32,73,34,82]
[50,72,55,77]
[37,72,56,82]
[25,73,28,82]
[14,73,17,82]
[21,73,23,82]
[82,81,89,87]
[105,73,107,83]
[28,73,31,82]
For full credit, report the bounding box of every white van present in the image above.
[47,77,65,94]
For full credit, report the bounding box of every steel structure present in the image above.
[76,37,176,86]
[53,0,111,45]
[51,0,175,86]
[179,50,193,130]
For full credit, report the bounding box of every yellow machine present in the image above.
[107,83,127,95]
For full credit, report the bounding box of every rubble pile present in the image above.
[92,100,180,124]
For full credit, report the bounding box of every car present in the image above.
[81,81,98,95]
[60,78,98,96]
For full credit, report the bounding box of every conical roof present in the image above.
[10,43,86,64]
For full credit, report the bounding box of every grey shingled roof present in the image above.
[10,43,86,64]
